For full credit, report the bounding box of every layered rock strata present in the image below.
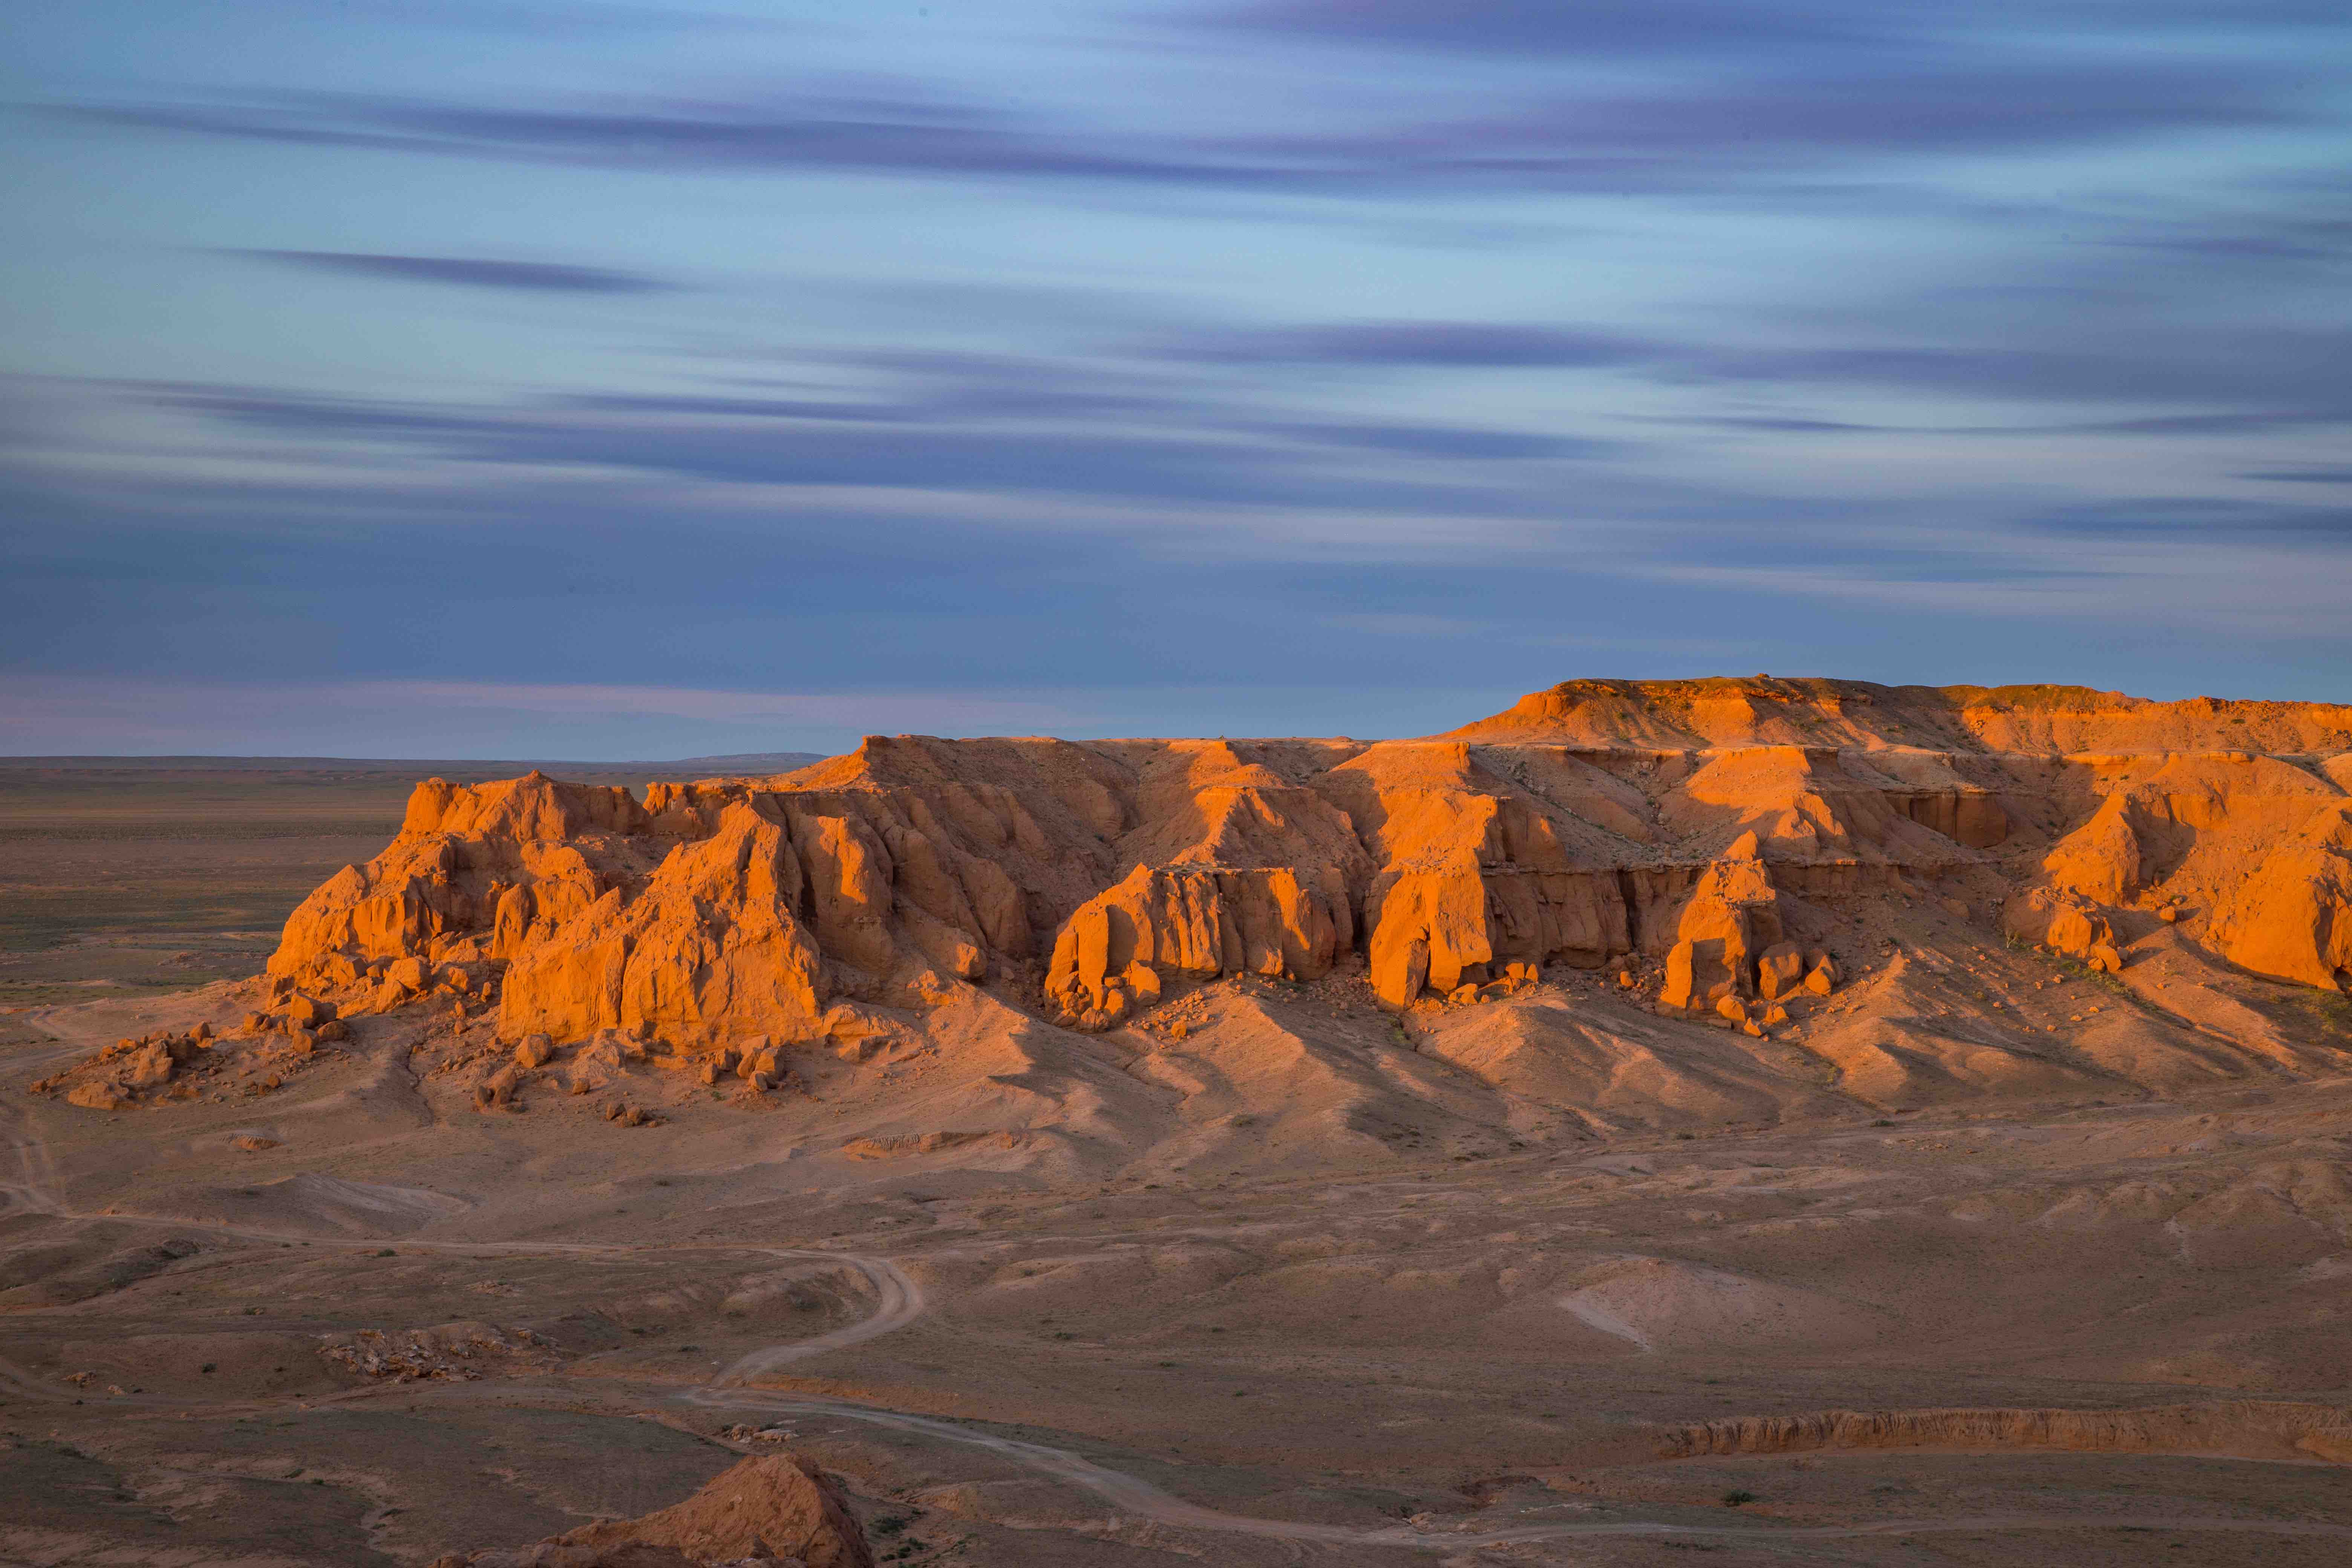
[257,680,2352,1061]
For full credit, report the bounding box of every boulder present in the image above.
[121,1042,177,1088]
[478,1065,521,1109]
[2001,886,2114,963]
[1120,960,1163,1006]
[282,993,332,1028]
[1755,942,1806,1001]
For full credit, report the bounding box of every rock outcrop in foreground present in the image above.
[256,678,2352,1060]
[428,1450,871,1568]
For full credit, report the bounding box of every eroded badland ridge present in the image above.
[12,676,2352,1567]
[220,677,2352,1064]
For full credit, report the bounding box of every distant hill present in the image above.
[0,752,828,781]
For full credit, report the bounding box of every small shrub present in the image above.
[1721,1489,1757,1507]
[870,1515,907,1537]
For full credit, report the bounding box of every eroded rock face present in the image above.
[1044,864,1348,1026]
[267,749,1100,1049]
[257,679,2352,1064]
[1657,850,1784,1012]
[1366,870,1493,1012]
[428,1449,871,1568]
[2212,802,2352,991]
[499,801,830,1047]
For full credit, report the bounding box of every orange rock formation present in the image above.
[258,679,2352,1063]
[427,1450,871,1568]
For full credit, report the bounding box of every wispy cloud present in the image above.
[233,250,677,293]
[49,35,2313,200]
[1201,0,2352,58]
[126,375,1612,513]
[356,679,1084,730]
[1155,323,1655,367]
[2026,496,2352,539]
[1197,0,1878,57]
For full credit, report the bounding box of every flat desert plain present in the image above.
[8,680,2352,1568]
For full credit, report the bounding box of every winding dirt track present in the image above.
[9,1039,2352,1556]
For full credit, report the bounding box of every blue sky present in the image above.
[4,0,2349,756]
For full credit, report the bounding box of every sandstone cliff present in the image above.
[253,678,2352,1069]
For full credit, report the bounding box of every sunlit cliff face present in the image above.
[172,680,2350,1086]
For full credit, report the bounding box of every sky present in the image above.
[3,0,2349,758]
